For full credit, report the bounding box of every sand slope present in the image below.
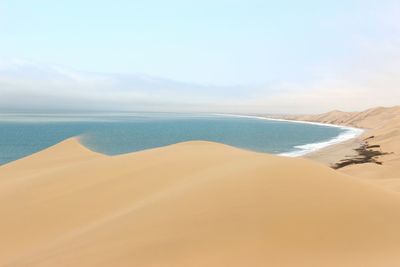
[288,106,400,189]
[1,139,400,266]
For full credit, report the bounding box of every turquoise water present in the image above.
[0,113,357,165]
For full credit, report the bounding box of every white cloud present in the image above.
[0,60,253,112]
[0,54,399,114]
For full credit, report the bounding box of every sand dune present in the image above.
[288,106,400,190]
[1,138,400,266]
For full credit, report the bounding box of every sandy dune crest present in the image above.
[1,138,400,266]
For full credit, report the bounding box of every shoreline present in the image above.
[217,113,365,157]
[272,106,400,174]
[0,113,365,166]
[303,136,364,166]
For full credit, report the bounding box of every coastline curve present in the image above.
[215,113,365,157]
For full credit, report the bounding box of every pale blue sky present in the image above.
[0,0,394,84]
[0,0,399,112]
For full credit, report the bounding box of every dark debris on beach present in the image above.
[331,136,393,169]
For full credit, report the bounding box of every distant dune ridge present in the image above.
[0,107,400,266]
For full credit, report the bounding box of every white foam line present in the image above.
[213,113,364,157]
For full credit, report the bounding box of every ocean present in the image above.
[0,113,363,165]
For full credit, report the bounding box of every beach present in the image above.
[0,106,399,266]
[291,106,400,191]
[304,138,362,164]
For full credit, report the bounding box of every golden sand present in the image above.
[0,106,399,266]
[294,106,400,190]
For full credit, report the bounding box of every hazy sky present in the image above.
[0,0,399,113]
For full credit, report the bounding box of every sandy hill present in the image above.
[1,139,400,266]
[287,106,400,188]
[292,109,358,125]
[291,106,400,129]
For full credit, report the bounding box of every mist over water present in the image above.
[0,113,355,164]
